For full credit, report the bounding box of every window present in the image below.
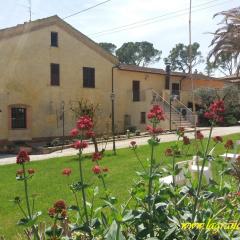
[132,80,140,101]
[83,67,95,88]
[172,83,180,96]
[51,32,58,47]
[51,63,60,86]
[140,112,146,124]
[11,108,27,129]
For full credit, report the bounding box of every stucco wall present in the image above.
[114,70,181,131]
[0,24,114,141]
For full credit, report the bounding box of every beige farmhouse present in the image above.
[0,16,225,144]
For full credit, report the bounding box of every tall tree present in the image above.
[116,41,162,67]
[205,52,237,76]
[164,42,203,73]
[208,7,240,76]
[98,42,117,55]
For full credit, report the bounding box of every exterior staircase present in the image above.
[151,90,196,129]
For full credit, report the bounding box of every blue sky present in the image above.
[1,0,239,74]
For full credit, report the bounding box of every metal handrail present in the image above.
[174,97,193,113]
[172,94,196,126]
[151,89,181,115]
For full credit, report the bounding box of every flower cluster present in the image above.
[147,105,165,123]
[204,99,225,123]
[213,136,223,143]
[196,130,204,140]
[76,116,94,130]
[92,152,102,161]
[165,148,173,156]
[183,136,190,145]
[62,168,72,176]
[146,125,163,134]
[92,165,108,174]
[73,140,88,149]
[177,127,185,137]
[48,200,67,219]
[224,139,234,150]
[130,141,137,150]
[16,150,30,164]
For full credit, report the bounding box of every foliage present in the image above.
[5,104,240,239]
[116,41,162,67]
[194,88,218,108]
[208,7,240,75]
[195,86,240,125]
[98,42,117,55]
[206,52,237,76]
[70,99,101,152]
[164,42,203,73]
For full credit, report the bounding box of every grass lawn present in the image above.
[0,133,240,239]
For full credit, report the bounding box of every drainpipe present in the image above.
[111,64,120,155]
[166,64,171,131]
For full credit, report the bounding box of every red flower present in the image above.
[16,150,30,164]
[92,165,101,174]
[61,209,67,218]
[73,140,88,149]
[62,168,72,176]
[70,128,79,137]
[177,127,185,137]
[165,148,173,156]
[146,125,163,134]
[76,115,93,130]
[224,139,234,150]
[196,130,204,140]
[147,105,165,122]
[86,130,95,138]
[54,200,66,211]
[183,136,190,145]
[204,99,225,123]
[27,169,35,175]
[16,169,24,176]
[92,152,102,161]
[103,167,109,172]
[235,192,240,196]
[48,207,56,217]
[213,136,223,143]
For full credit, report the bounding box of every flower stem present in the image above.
[73,191,83,222]
[192,124,213,222]
[17,202,28,218]
[147,134,155,237]
[78,150,89,226]
[22,163,32,218]
[172,155,176,187]
[133,149,147,173]
[22,163,39,240]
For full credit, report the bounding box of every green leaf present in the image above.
[105,221,126,240]
[17,218,29,225]
[91,218,101,229]
[163,226,177,240]
[122,210,134,222]
[68,205,80,211]
[71,224,91,233]
[136,228,149,239]
[45,226,63,237]
[101,212,108,228]
[148,139,159,146]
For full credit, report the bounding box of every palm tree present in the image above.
[208,7,240,76]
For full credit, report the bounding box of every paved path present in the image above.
[0,126,239,166]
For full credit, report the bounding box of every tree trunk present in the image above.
[92,137,98,152]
